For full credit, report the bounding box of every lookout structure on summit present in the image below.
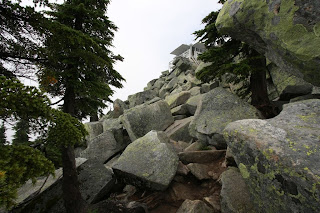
[169,42,205,70]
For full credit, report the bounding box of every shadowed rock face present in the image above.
[216,0,320,86]
[223,99,320,213]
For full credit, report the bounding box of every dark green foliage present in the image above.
[0,123,7,146]
[0,145,55,208]
[0,0,48,79]
[38,0,125,119]
[12,119,30,145]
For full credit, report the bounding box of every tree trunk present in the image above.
[62,86,88,213]
[249,51,278,118]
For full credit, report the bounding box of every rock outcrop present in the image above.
[223,99,320,212]
[216,0,320,86]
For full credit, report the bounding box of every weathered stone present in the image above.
[80,131,125,163]
[177,199,213,213]
[195,62,212,76]
[165,116,194,142]
[77,160,115,204]
[188,86,201,96]
[16,158,87,206]
[112,131,179,191]
[187,163,211,180]
[121,100,174,141]
[84,121,103,143]
[225,146,236,167]
[101,118,129,146]
[112,99,128,118]
[170,140,190,153]
[201,81,219,94]
[204,196,221,213]
[13,159,115,213]
[216,0,320,86]
[184,141,205,152]
[165,91,191,109]
[176,161,190,176]
[189,87,260,149]
[220,167,255,213]
[223,99,320,213]
[128,90,157,108]
[279,84,313,101]
[178,150,225,164]
[165,77,179,92]
[185,94,203,115]
[171,104,189,116]
[153,79,165,90]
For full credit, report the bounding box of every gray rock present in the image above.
[216,0,320,86]
[128,90,157,108]
[102,118,129,146]
[112,131,179,191]
[171,104,189,116]
[165,116,194,142]
[280,84,313,101]
[223,99,320,213]
[189,87,260,149]
[173,115,187,121]
[121,100,174,141]
[78,160,115,204]
[188,86,201,96]
[153,79,165,90]
[80,131,124,163]
[13,159,115,213]
[165,91,191,109]
[220,167,255,213]
[177,199,213,213]
[84,121,103,143]
[165,77,179,93]
[178,150,225,164]
[111,99,128,118]
[187,163,211,180]
[195,62,212,76]
[185,94,203,115]
[201,81,219,94]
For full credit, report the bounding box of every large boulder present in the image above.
[121,100,174,141]
[220,167,255,213]
[80,131,126,163]
[165,91,191,109]
[223,99,320,212]
[216,0,320,86]
[112,131,179,191]
[189,87,261,149]
[128,90,157,108]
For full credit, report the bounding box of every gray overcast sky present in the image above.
[108,0,221,102]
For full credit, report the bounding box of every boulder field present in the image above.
[10,3,320,211]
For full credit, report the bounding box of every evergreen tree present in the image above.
[12,119,30,145]
[38,0,125,212]
[0,0,47,79]
[0,122,7,146]
[194,8,277,118]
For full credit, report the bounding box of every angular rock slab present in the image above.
[84,121,103,143]
[165,116,194,142]
[220,167,255,213]
[165,91,191,109]
[121,100,174,141]
[80,131,124,163]
[112,131,179,191]
[189,87,260,148]
[223,99,320,213]
[128,90,157,108]
[216,0,320,86]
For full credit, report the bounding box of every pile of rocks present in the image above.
[12,53,320,212]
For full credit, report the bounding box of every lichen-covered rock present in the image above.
[216,0,320,86]
[80,131,124,163]
[84,121,103,143]
[128,90,157,108]
[111,99,128,118]
[185,94,203,115]
[176,199,213,213]
[223,99,320,213]
[121,100,174,141]
[189,87,260,148]
[220,167,255,213]
[102,118,130,146]
[112,131,179,191]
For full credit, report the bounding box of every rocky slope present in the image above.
[10,53,320,213]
